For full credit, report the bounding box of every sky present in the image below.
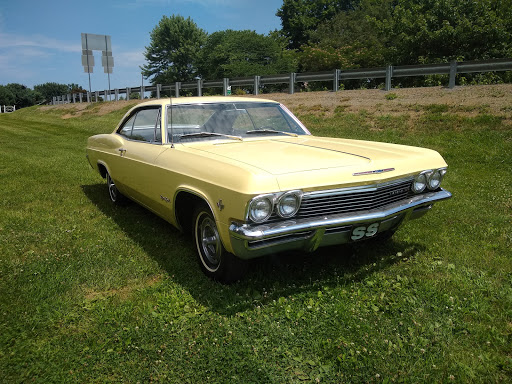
[0,0,284,91]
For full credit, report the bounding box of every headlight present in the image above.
[276,191,302,218]
[427,168,446,190]
[411,171,429,193]
[248,195,274,223]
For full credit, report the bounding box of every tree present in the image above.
[68,83,87,95]
[141,15,206,86]
[301,0,394,70]
[34,82,69,102]
[3,84,42,108]
[198,30,297,80]
[0,85,15,106]
[276,0,359,50]
[386,0,512,65]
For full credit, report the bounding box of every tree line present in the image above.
[142,0,512,90]
[0,83,85,109]
[3,0,511,108]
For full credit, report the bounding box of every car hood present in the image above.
[191,137,373,174]
[186,136,448,191]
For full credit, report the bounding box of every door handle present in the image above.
[118,148,126,156]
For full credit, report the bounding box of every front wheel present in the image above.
[194,205,247,283]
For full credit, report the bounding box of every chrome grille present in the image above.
[297,178,413,218]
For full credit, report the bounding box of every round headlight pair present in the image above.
[276,191,302,218]
[248,191,302,223]
[428,168,447,190]
[411,168,447,193]
[412,171,429,193]
[248,194,274,223]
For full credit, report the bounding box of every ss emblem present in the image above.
[351,223,380,241]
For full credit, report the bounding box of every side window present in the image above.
[119,114,135,139]
[132,109,160,142]
[118,108,161,143]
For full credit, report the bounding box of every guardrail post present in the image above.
[289,73,296,94]
[254,76,260,95]
[333,69,340,92]
[156,84,161,99]
[385,65,393,91]
[175,82,181,98]
[114,89,119,101]
[140,86,145,99]
[126,88,130,100]
[94,91,99,102]
[79,93,83,103]
[223,78,230,96]
[197,79,203,97]
[52,97,56,105]
[86,92,91,103]
[449,61,457,89]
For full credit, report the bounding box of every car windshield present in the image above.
[167,102,308,142]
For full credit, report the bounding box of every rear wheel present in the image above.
[106,171,128,205]
[193,204,247,283]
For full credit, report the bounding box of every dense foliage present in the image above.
[141,15,207,85]
[142,1,512,88]
[300,0,392,71]
[276,0,359,50]
[0,83,87,109]
[293,0,512,71]
[33,83,86,103]
[0,84,43,108]
[386,0,512,64]
[198,30,296,79]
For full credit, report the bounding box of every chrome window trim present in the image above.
[115,106,163,145]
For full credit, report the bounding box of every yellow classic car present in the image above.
[86,97,451,283]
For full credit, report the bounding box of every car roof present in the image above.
[135,96,279,108]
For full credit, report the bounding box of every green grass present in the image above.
[1,101,511,383]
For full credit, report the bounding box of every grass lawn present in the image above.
[0,91,511,383]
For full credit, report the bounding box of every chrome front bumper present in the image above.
[229,189,452,259]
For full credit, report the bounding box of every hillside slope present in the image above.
[37,84,512,125]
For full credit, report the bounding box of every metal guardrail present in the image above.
[1,105,16,113]
[53,58,512,104]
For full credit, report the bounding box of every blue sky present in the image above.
[0,0,284,90]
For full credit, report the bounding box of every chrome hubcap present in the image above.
[107,174,117,201]
[199,215,221,271]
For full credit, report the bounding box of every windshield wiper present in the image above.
[178,132,243,141]
[246,129,298,137]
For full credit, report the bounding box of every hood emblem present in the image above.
[353,168,395,176]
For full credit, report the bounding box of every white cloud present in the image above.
[0,33,80,53]
[115,49,145,69]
